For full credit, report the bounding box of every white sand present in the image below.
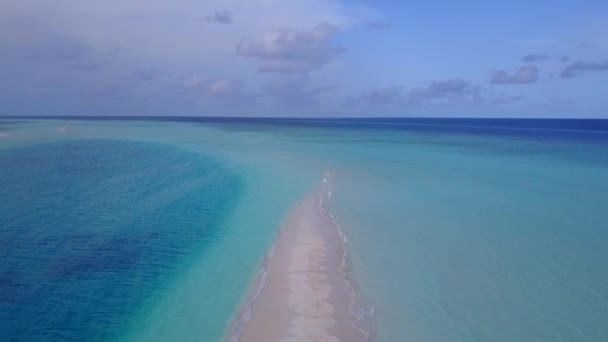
[233,182,368,342]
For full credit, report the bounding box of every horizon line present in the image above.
[1,115,608,120]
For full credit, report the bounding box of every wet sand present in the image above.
[233,184,368,342]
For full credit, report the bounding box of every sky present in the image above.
[1,0,607,118]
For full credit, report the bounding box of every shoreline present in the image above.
[226,176,371,341]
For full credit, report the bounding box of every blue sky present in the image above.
[1,0,607,117]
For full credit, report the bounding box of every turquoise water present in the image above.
[324,132,608,341]
[1,118,607,341]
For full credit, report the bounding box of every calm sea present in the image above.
[1,117,607,341]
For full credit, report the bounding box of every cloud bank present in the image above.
[491,65,539,85]
[358,79,480,106]
[560,60,608,78]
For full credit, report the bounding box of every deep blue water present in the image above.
[0,139,242,341]
[4,116,608,141]
[194,118,608,142]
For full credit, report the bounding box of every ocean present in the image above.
[1,117,607,341]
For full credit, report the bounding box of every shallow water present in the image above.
[326,132,608,341]
[1,118,607,341]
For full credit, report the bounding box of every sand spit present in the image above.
[231,180,369,342]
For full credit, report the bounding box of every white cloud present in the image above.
[236,23,342,73]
